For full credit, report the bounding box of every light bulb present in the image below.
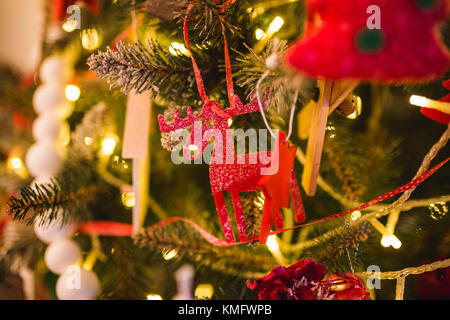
[121,192,136,208]
[195,284,214,299]
[268,17,284,34]
[62,19,78,32]
[65,85,81,102]
[81,29,101,51]
[162,249,178,261]
[381,235,392,247]
[266,235,279,251]
[84,136,93,146]
[351,211,362,221]
[101,135,117,156]
[391,236,402,249]
[169,42,190,56]
[147,294,162,300]
[8,156,23,170]
[255,28,266,40]
[410,95,429,108]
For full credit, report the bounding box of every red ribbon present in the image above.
[78,157,449,247]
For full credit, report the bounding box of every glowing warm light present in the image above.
[62,19,78,32]
[227,119,233,126]
[255,28,266,40]
[347,95,362,119]
[351,211,362,221]
[391,236,402,249]
[326,125,336,138]
[410,95,450,113]
[65,85,81,102]
[268,17,284,34]
[187,144,199,155]
[266,235,279,251]
[81,29,101,51]
[7,155,28,178]
[169,42,190,56]
[380,235,391,247]
[410,95,429,108]
[8,156,23,170]
[381,235,402,249]
[101,135,117,156]
[195,284,214,299]
[121,192,136,208]
[147,294,163,300]
[84,136,93,146]
[162,249,178,260]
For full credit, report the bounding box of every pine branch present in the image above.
[69,102,109,161]
[296,219,372,273]
[95,237,157,299]
[317,221,371,266]
[241,191,264,245]
[6,177,101,226]
[135,221,276,276]
[175,0,245,47]
[87,40,194,97]
[0,221,44,272]
[233,41,315,111]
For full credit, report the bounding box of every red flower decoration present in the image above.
[247,259,371,300]
[322,272,371,300]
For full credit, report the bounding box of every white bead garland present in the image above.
[44,239,82,274]
[33,213,77,244]
[25,142,63,177]
[39,56,68,84]
[56,267,100,300]
[32,115,64,142]
[33,83,67,116]
[27,55,99,300]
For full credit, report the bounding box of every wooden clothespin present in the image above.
[300,80,358,196]
[122,91,152,234]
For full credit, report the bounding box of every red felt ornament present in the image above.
[285,0,450,82]
[420,79,450,124]
[158,4,305,244]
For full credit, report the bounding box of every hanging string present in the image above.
[184,3,208,102]
[256,69,300,141]
[220,20,235,107]
[184,2,236,107]
[256,70,276,139]
[286,89,299,141]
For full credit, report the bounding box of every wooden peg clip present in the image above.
[301,79,334,196]
[122,91,152,234]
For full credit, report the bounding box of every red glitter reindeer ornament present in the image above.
[158,4,305,244]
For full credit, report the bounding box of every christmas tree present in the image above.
[0,0,449,301]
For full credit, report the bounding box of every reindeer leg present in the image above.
[259,190,272,244]
[231,191,248,242]
[274,205,284,230]
[290,168,306,223]
[213,191,235,242]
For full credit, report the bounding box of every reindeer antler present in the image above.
[225,88,270,118]
[158,107,196,132]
